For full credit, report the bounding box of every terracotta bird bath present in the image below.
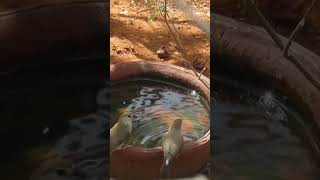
[0,1,107,179]
[212,14,320,152]
[0,0,107,133]
[110,61,211,179]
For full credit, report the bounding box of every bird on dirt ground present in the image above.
[157,46,171,60]
[160,118,184,178]
[110,112,132,154]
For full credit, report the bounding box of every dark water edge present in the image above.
[0,59,108,179]
[212,74,320,180]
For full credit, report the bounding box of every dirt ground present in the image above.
[214,0,320,56]
[110,0,210,78]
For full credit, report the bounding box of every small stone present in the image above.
[42,127,50,134]
[156,46,170,60]
[124,47,135,53]
[120,10,128,16]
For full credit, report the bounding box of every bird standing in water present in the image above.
[160,118,184,178]
[110,112,132,154]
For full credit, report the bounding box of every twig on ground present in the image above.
[137,8,152,13]
[161,0,210,89]
[247,0,284,50]
[199,59,210,79]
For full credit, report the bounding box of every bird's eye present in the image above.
[128,115,131,117]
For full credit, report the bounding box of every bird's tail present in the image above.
[160,157,170,178]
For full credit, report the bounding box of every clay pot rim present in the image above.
[213,14,320,131]
[110,60,210,153]
[110,60,210,99]
[0,0,105,16]
[119,130,210,153]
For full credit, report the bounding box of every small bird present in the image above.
[110,112,132,154]
[160,119,184,178]
[157,46,171,60]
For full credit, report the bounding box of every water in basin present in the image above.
[110,78,210,148]
[212,75,320,180]
[0,60,108,180]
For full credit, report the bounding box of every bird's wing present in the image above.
[163,137,180,159]
[110,124,121,152]
[176,135,184,158]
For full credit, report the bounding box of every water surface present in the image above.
[212,76,320,180]
[0,60,108,180]
[111,78,210,148]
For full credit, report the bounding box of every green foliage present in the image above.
[147,0,165,21]
[132,0,165,21]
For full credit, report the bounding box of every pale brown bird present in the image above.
[160,118,184,178]
[110,113,132,154]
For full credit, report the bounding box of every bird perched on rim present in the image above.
[110,111,132,155]
[160,118,184,178]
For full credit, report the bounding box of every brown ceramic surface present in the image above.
[212,14,320,134]
[0,0,107,67]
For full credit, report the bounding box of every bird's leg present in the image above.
[119,143,128,149]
